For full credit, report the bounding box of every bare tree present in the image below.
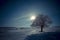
[31,14,52,32]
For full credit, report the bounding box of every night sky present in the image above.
[1,0,60,27]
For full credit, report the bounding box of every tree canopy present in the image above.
[31,14,52,32]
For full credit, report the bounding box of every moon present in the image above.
[30,16,36,20]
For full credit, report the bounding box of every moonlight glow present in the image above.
[30,16,36,20]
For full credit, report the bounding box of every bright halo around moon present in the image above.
[30,16,36,20]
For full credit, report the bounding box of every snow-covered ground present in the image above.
[0,27,35,40]
[0,26,60,40]
[0,27,43,40]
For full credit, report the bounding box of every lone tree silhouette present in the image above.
[31,14,52,32]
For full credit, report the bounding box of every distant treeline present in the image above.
[0,27,17,33]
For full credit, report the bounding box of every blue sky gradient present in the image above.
[1,0,60,27]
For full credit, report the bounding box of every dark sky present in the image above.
[1,0,60,27]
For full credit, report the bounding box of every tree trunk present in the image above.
[41,25,44,32]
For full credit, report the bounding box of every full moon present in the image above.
[30,16,36,20]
